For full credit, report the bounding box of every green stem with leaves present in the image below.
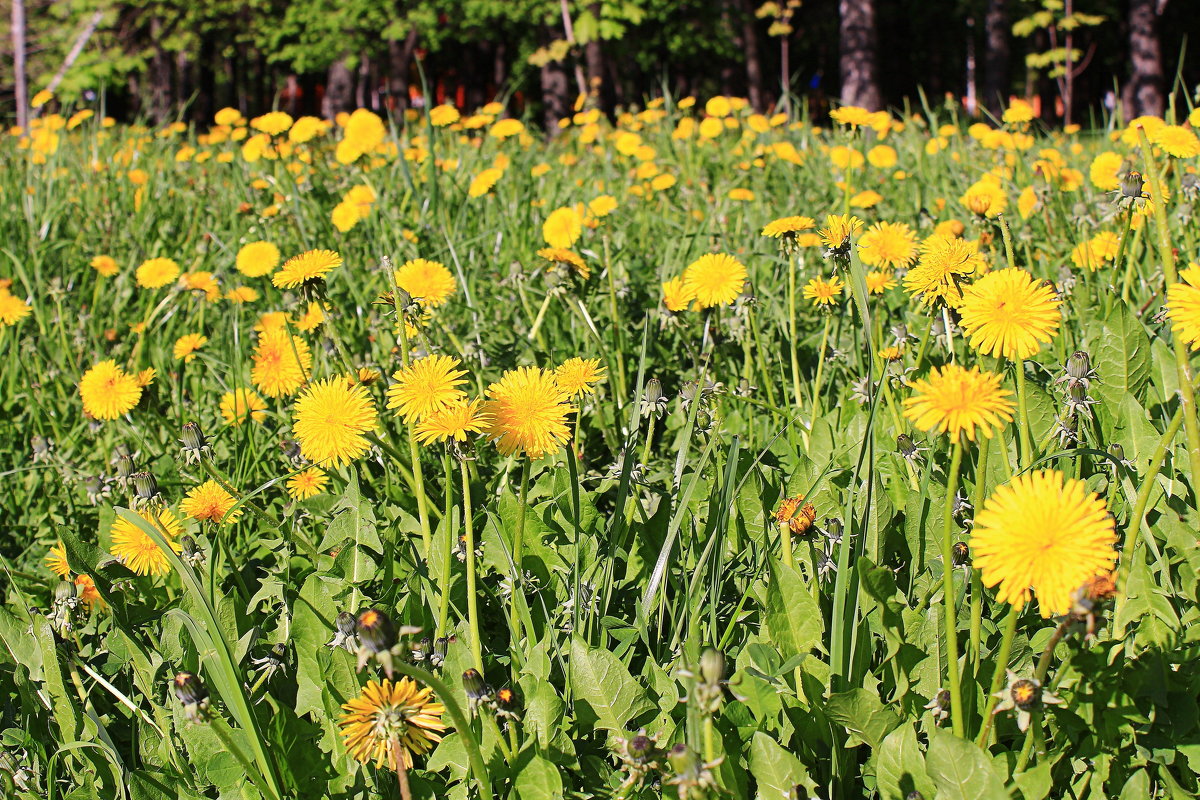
[940,437,966,738]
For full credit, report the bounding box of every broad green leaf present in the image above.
[1117,768,1150,800]
[513,752,564,800]
[749,731,815,799]
[825,688,902,749]
[1012,760,1053,800]
[874,724,935,800]
[1091,303,1151,408]
[765,560,823,659]
[568,635,653,734]
[925,728,1011,800]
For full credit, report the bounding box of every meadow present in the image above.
[2,92,1200,800]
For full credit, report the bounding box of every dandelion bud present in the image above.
[173,671,208,706]
[1010,679,1040,711]
[699,648,725,686]
[131,471,161,507]
[326,611,358,652]
[54,579,79,604]
[905,793,926,800]
[823,517,844,543]
[897,433,922,462]
[114,453,137,485]
[181,535,205,567]
[640,378,667,418]
[411,636,431,662]
[666,743,695,774]
[494,686,520,720]
[951,541,970,566]
[628,734,655,761]
[31,435,53,462]
[356,608,396,654]
[463,668,492,715]
[179,422,212,464]
[432,636,448,668]
[1119,170,1144,200]
[1063,351,1095,386]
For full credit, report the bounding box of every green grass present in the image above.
[1,98,1199,800]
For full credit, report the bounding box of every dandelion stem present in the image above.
[509,458,532,649]
[1014,618,1070,773]
[939,437,966,738]
[1014,361,1033,469]
[435,450,454,639]
[397,317,434,560]
[461,459,483,672]
[998,215,1017,271]
[968,435,991,672]
[788,253,803,409]
[976,602,1021,746]
[1115,210,1137,303]
[807,315,832,435]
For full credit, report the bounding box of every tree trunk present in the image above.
[148,18,172,122]
[540,52,570,131]
[982,0,1010,118]
[10,0,28,129]
[838,0,881,110]
[1123,0,1165,119]
[739,0,765,111]
[322,58,355,119]
[388,28,419,114]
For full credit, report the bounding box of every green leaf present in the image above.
[1117,768,1150,800]
[825,688,902,749]
[925,728,1011,800]
[765,560,824,659]
[1012,760,1053,800]
[874,725,935,800]
[748,731,815,799]
[568,635,653,735]
[513,752,564,800]
[1091,303,1152,408]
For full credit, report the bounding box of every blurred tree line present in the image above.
[3,0,1197,128]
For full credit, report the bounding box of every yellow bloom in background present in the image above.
[415,398,492,445]
[829,146,864,170]
[484,366,573,459]
[850,190,882,209]
[903,364,1014,442]
[331,201,361,232]
[339,678,445,771]
[867,145,898,168]
[829,105,873,127]
[970,470,1116,617]
[761,216,816,239]
[1090,231,1120,261]
[0,289,31,326]
[74,575,104,610]
[728,188,756,202]
[237,241,281,277]
[555,357,607,398]
[292,378,377,468]
[343,108,386,154]
[1152,124,1200,158]
[588,195,618,218]
[273,249,342,289]
[1166,263,1200,350]
[182,271,220,301]
[79,360,142,419]
[489,118,525,139]
[803,275,845,306]
[818,214,863,251]
[288,115,328,143]
[31,89,53,108]
[136,367,156,387]
[1002,99,1035,125]
[136,257,180,289]
[287,466,328,500]
[662,275,695,312]
[90,255,119,277]
[858,221,917,269]
[110,509,183,576]
[251,329,312,398]
[468,167,503,198]
[251,111,293,136]
[705,96,732,118]
[173,333,208,363]
[180,480,241,524]
[46,541,70,578]
[865,270,897,294]
[960,177,1007,217]
[295,301,326,332]
[537,247,590,280]
[542,205,584,249]
[904,235,984,307]
[255,311,290,333]
[395,258,456,307]
[682,253,747,309]
[958,268,1061,360]
[430,105,461,127]
[1088,151,1124,191]
[220,388,267,425]
[387,355,468,423]
[1069,240,1107,272]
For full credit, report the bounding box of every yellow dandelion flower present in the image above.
[339,678,445,771]
[251,329,312,398]
[79,360,142,420]
[858,221,918,269]
[251,111,293,136]
[0,290,31,326]
[414,398,492,445]
[220,388,267,425]
[90,255,119,277]
[46,541,70,578]
[904,235,984,308]
[295,301,326,332]
[136,257,180,289]
[386,355,468,423]
[803,275,845,306]
[173,333,208,363]
[970,470,1116,617]
[110,508,183,576]
[272,249,342,289]
[1089,231,1120,261]
[394,259,457,307]
[662,275,695,312]
[484,366,573,459]
[236,241,281,277]
[1152,125,1200,159]
[180,480,241,525]
[1088,151,1124,192]
[775,495,817,537]
[430,104,460,127]
[555,357,607,398]
[74,574,105,610]
[960,178,1007,217]
[542,206,584,249]
[536,247,590,280]
[468,167,503,198]
[958,268,1061,360]
[903,364,1014,442]
[226,286,259,303]
[761,216,816,239]
[292,378,378,468]
[865,270,897,294]
[1166,264,1200,350]
[682,253,747,309]
[287,467,328,501]
[818,214,864,251]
